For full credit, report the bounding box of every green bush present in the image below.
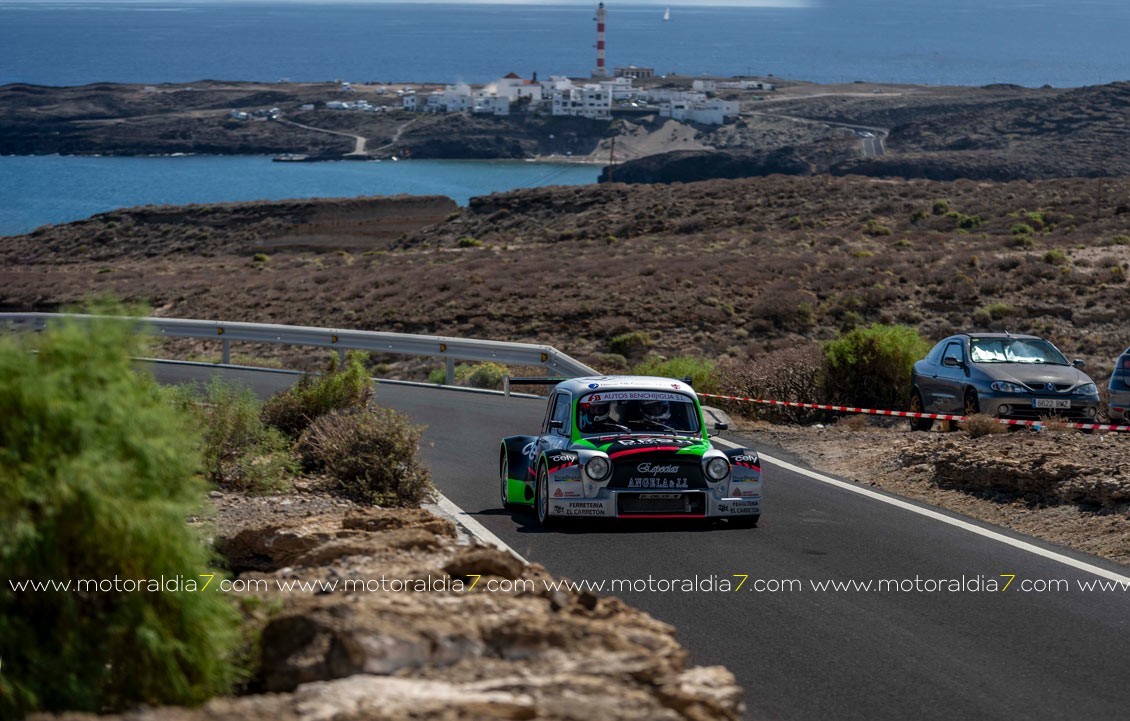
[608,330,653,359]
[261,351,372,437]
[296,408,434,507]
[631,356,721,394]
[426,361,509,389]
[822,324,930,410]
[0,314,242,716]
[168,378,293,492]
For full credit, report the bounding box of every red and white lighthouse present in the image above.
[593,2,609,78]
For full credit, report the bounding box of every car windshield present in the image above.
[969,337,1069,365]
[576,391,700,435]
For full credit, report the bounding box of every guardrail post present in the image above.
[503,375,510,398]
[221,339,231,365]
[338,348,346,365]
[445,358,456,385]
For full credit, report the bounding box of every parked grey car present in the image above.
[909,333,1100,430]
[1108,347,1130,422]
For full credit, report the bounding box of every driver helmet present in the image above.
[640,399,671,422]
[584,400,611,424]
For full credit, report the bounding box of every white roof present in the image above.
[554,375,698,399]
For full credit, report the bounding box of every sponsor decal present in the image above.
[588,383,600,389]
[522,441,538,461]
[717,500,759,514]
[553,488,563,498]
[553,501,606,517]
[637,462,681,474]
[583,391,691,403]
[628,477,689,489]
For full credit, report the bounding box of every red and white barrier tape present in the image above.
[697,392,1130,433]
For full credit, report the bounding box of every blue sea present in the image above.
[2,1,1129,235]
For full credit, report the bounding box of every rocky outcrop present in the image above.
[598,147,818,184]
[39,496,744,721]
[899,433,1130,511]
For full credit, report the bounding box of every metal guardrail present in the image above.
[0,313,598,383]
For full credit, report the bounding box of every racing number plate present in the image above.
[1032,398,1071,409]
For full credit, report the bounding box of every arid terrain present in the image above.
[41,486,744,721]
[6,78,1130,181]
[2,174,1127,569]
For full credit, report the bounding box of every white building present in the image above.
[493,72,543,102]
[552,85,612,120]
[473,95,511,116]
[660,97,739,125]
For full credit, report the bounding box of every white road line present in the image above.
[433,492,528,565]
[714,437,1130,586]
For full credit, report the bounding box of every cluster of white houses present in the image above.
[399,72,745,126]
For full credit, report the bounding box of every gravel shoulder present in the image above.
[738,419,1130,566]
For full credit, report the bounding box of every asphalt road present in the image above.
[151,363,1130,721]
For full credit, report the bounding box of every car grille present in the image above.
[617,492,706,515]
[1022,382,1075,393]
[607,454,707,490]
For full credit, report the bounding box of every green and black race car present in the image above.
[499,375,762,527]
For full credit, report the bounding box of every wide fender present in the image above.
[501,436,540,485]
[725,448,762,484]
[542,449,581,482]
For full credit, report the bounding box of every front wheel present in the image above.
[964,389,981,416]
[729,515,760,529]
[535,463,555,527]
[909,391,934,432]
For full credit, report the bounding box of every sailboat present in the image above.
[663,7,670,21]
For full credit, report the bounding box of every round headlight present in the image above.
[585,456,611,481]
[705,457,730,482]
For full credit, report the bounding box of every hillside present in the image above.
[3,175,1128,380]
[8,79,1130,181]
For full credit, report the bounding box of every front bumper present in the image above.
[547,490,761,520]
[976,390,1100,421]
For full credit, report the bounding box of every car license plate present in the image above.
[640,493,681,500]
[1032,398,1071,409]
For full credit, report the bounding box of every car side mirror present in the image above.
[1073,359,1085,368]
[942,356,963,368]
[707,421,728,438]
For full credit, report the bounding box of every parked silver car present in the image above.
[1108,347,1130,422]
[909,333,1100,430]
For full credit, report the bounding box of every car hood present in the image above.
[577,435,709,458]
[987,364,1093,389]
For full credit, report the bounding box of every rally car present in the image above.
[499,376,761,526]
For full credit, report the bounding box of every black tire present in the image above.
[535,463,555,527]
[500,450,516,511]
[964,389,981,416]
[909,391,934,432]
[729,515,760,529]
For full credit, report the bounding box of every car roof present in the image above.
[953,332,1045,341]
[553,375,698,400]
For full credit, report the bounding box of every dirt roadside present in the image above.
[737,418,1130,566]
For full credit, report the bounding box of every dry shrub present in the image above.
[717,344,825,424]
[961,413,1008,438]
[297,408,433,507]
[261,351,372,437]
[1038,415,1077,433]
[833,413,873,431]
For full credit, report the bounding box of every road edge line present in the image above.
[432,492,529,565]
[714,438,1130,585]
